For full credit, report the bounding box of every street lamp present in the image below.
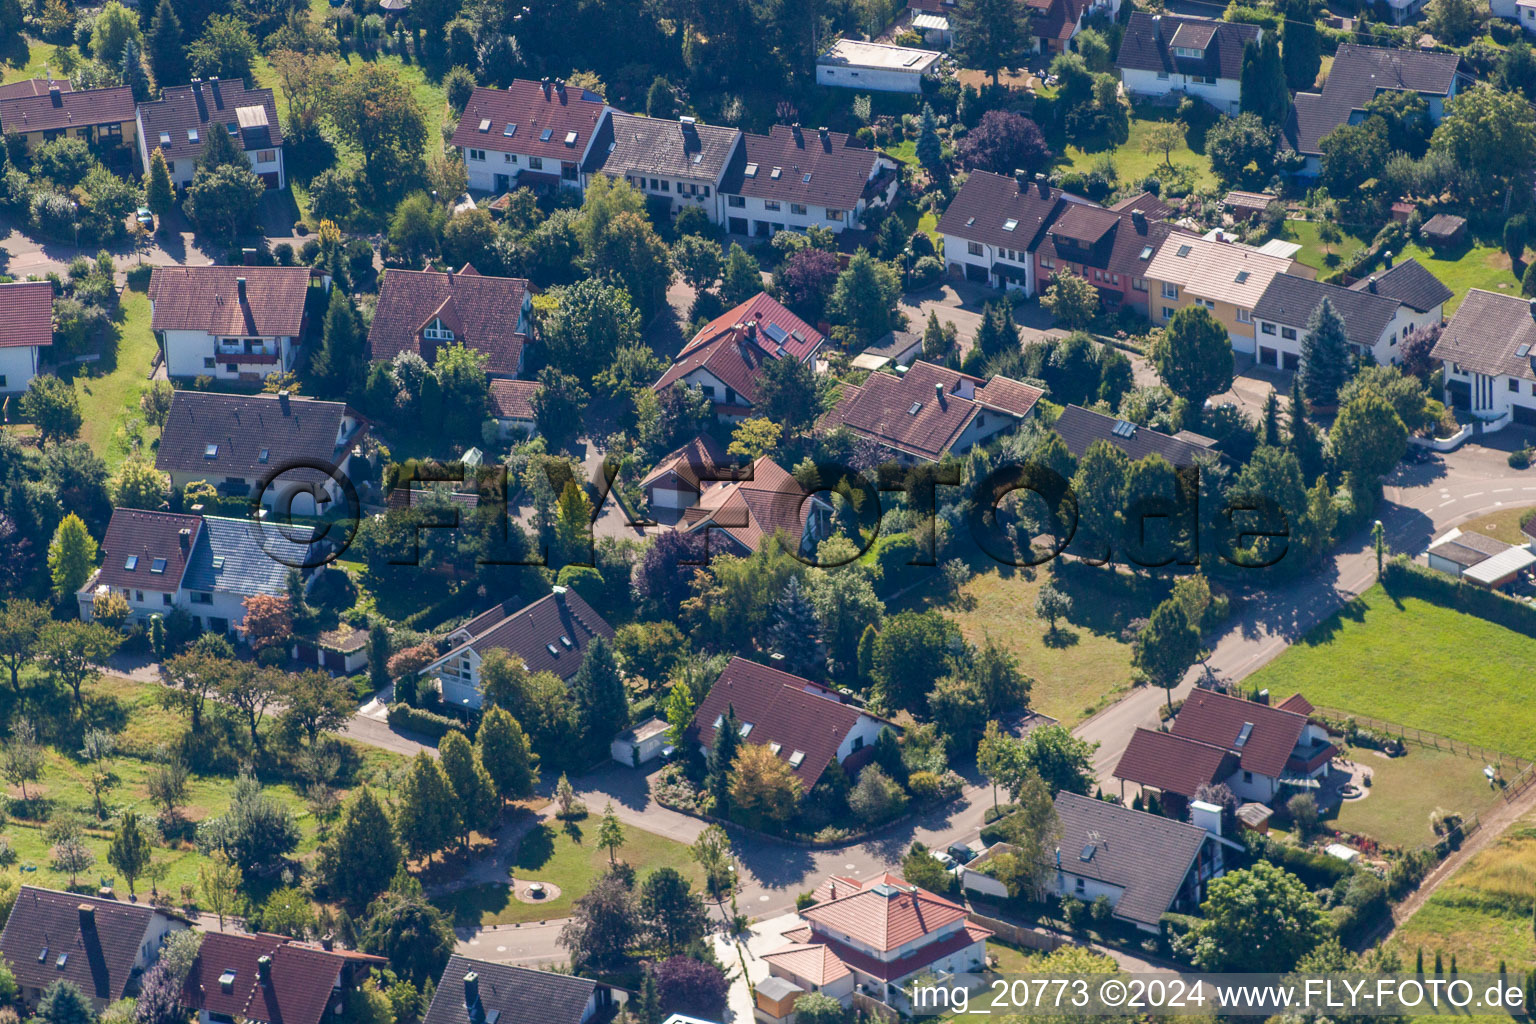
[1372,519,1385,580]
[71,201,79,251]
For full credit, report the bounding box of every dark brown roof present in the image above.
[598,112,740,182]
[488,379,540,420]
[937,170,1070,252]
[720,125,878,210]
[1116,13,1258,83]
[425,956,596,1024]
[1283,44,1469,156]
[1109,191,1174,220]
[690,657,873,788]
[137,79,282,165]
[825,361,1040,461]
[148,266,310,338]
[653,325,779,407]
[1035,205,1186,283]
[1054,792,1214,928]
[0,84,133,135]
[1252,273,1403,345]
[0,281,53,350]
[368,266,531,377]
[1053,404,1216,465]
[435,589,614,682]
[94,509,203,593]
[450,81,607,163]
[1348,257,1452,313]
[0,887,185,1003]
[680,455,824,552]
[154,391,359,482]
[1113,727,1238,798]
[1171,688,1310,779]
[680,292,826,363]
[0,79,71,101]
[1431,289,1536,383]
[183,933,383,1024]
[640,434,730,492]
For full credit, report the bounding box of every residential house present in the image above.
[591,113,742,223]
[0,82,135,159]
[1109,190,1175,220]
[1052,404,1219,465]
[425,956,610,1024]
[1116,14,1259,114]
[651,292,824,421]
[822,360,1043,462]
[0,78,71,101]
[1041,792,1240,933]
[907,0,957,45]
[679,455,833,555]
[148,265,315,382]
[760,872,990,1013]
[1432,290,1536,427]
[181,933,385,1024]
[938,170,1096,293]
[816,39,942,93]
[488,379,541,439]
[1283,45,1470,173]
[1114,689,1336,809]
[1034,201,1193,315]
[1250,264,1447,370]
[0,281,53,392]
[154,390,368,512]
[1347,254,1453,321]
[136,78,285,188]
[689,657,890,793]
[422,588,615,710]
[1026,0,1121,54]
[0,887,190,1011]
[452,79,610,193]
[640,433,730,510]
[368,265,534,379]
[1426,526,1536,587]
[1517,0,1536,36]
[718,124,898,237]
[77,508,321,635]
[1144,234,1308,350]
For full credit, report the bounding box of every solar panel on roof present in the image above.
[763,322,789,344]
[1112,419,1137,438]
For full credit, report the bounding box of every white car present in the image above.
[933,850,956,869]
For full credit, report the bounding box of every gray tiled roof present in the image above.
[1251,273,1402,346]
[1431,289,1536,383]
[1348,257,1453,313]
[181,516,318,597]
[1116,13,1258,82]
[1053,404,1216,465]
[424,956,596,1024]
[598,112,739,181]
[1054,792,1212,928]
[1283,44,1468,156]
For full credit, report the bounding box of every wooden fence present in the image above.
[968,911,1065,952]
[1315,707,1532,779]
[853,992,901,1023]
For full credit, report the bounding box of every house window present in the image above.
[826,208,842,220]
[1162,306,1176,319]
[203,357,216,369]
[728,195,745,208]
[1157,70,1170,80]
[660,181,670,192]
[1243,770,1254,784]
[1075,877,1086,893]
[162,594,173,606]
[528,156,544,169]
[1261,323,1276,335]
[469,149,486,161]
[1237,308,1252,323]
[1512,378,1520,392]
[1281,327,1297,340]
[505,154,516,163]
[702,385,717,398]
[134,590,144,603]
[256,150,275,163]
[191,592,213,605]
[968,241,983,256]
[790,203,807,216]
[1132,277,1146,291]
[1161,282,1179,299]
[702,185,710,196]
[764,200,781,211]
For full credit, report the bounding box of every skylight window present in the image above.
[559,635,573,648]
[690,152,702,164]
[1520,343,1533,357]
[745,162,758,177]
[187,129,199,143]
[37,947,47,963]
[205,443,219,458]
[227,122,239,136]
[212,556,225,570]
[478,118,491,132]
[1234,270,1250,284]
[219,970,236,993]
[908,401,922,415]
[802,172,812,183]
[1079,844,1096,862]
[150,558,167,574]
[546,643,560,656]
[1139,245,1153,260]
[124,555,138,571]
[55,953,68,969]
[564,131,578,145]
[770,166,782,179]
[738,721,754,737]
[158,132,171,146]
[540,128,554,142]
[1003,218,1018,231]
[712,715,723,729]
[1176,244,1193,258]
[1236,722,1254,747]
[965,216,975,227]
[504,123,517,137]
[788,750,805,768]
[258,448,269,463]
[769,742,782,754]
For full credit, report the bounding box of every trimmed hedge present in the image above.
[386,701,468,739]
[1258,838,1351,888]
[1382,556,1536,640]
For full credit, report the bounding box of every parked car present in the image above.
[947,842,977,865]
[933,850,956,869]
[136,207,154,229]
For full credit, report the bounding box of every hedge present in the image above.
[1381,556,1536,640]
[1258,838,1352,888]
[386,701,468,740]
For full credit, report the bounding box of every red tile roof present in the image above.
[488,379,540,420]
[793,874,988,973]
[368,265,531,377]
[825,361,1041,461]
[149,266,311,338]
[761,943,852,985]
[681,292,826,363]
[654,329,777,408]
[0,84,133,135]
[639,434,730,493]
[138,79,283,165]
[690,656,871,788]
[1112,727,1238,799]
[680,456,821,553]
[1171,689,1309,780]
[1277,692,1315,716]
[183,933,383,1024]
[802,925,992,983]
[94,509,204,593]
[719,125,880,211]
[451,81,607,163]
[0,281,53,349]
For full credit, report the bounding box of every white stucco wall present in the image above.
[0,345,43,392]
[1121,68,1241,113]
[161,328,296,380]
[816,63,929,93]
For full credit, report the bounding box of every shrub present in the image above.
[1509,447,1532,470]
[385,702,467,739]
[124,263,153,289]
[907,770,943,800]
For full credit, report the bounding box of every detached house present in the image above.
[78,507,321,635]
[1145,234,1308,350]
[0,81,135,158]
[1250,261,1449,370]
[1034,201,1193,316]
[1116,14,1259,114]
[136,78,285,188]
[640,433,729,511]
[0,280,53,393]
[823,361,1043,462]
[1431,290,1536,427]
[149,265,315,382]
[154,390,368,512]
[719,124,898,237]
[593,113,742,223]
[368,265,534,378]
[1053,404,1219,465]
[182,933,385,1024]
[422,588,615,709]
[679,455,833,555]
[1026,0,1121,55]
[938,170,1095,293]
[1114,689,1336,810]
[1283,45,1470,174]
[452,79,610,193]
[1348,255,1453,322]
[0,887,190,1011]
[427,957,611,1024]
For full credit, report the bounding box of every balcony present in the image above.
[218,351,279,365]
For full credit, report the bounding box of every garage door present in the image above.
[260,172,280,189]
[649,486,694,509]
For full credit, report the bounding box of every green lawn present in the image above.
[70,284,160,473]
[1390,814,1536,970]
[431,819,706,926]
[1283,219,1370,275]
[1329,745,1503,849]
[1057,106,1218,194]
[1397,241,1517,316]
[1246,585,1536,759]
[0,37,60,85]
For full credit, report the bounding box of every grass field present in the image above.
[1283,220,1369,275]
[1397,241,1517,316]
[0,37,58,85]
[1057,106,1218,194]
[1453,506,1536,547]
[1390,814,1536,970]
[1330,745,1502,848]
[431,819,706,926]
[69,285,160,473]
[1246,585,1536,760]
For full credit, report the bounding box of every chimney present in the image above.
[178,528,191,552]
[555,78,565,96]
[77,904,95,927]
[744,320,757,340]
[1014,168,1029,192]
[1035,172,1049,197]
[540,77,550,96]
[236,276,247,302]
[934,381,945,405]
[463,972,481,1011]
[1257,688,1270,705]
[242,247,258,267]
[1528,297,1536,325]
[48,83,60,107]
[1367,275,1377,292]
[1131,209,1147,231]
[190,503,205,516]
[320,934,334,951]
[257,956,271,983]
[1383,250,1394,269]
[278,389,291,414]
[1189,799,1223,837]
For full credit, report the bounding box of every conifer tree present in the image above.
[765,576,824,678]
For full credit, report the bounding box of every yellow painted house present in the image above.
[0,81,137,155]
[1145,235,1313,354]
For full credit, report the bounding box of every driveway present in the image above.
[899,281,1065,359]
